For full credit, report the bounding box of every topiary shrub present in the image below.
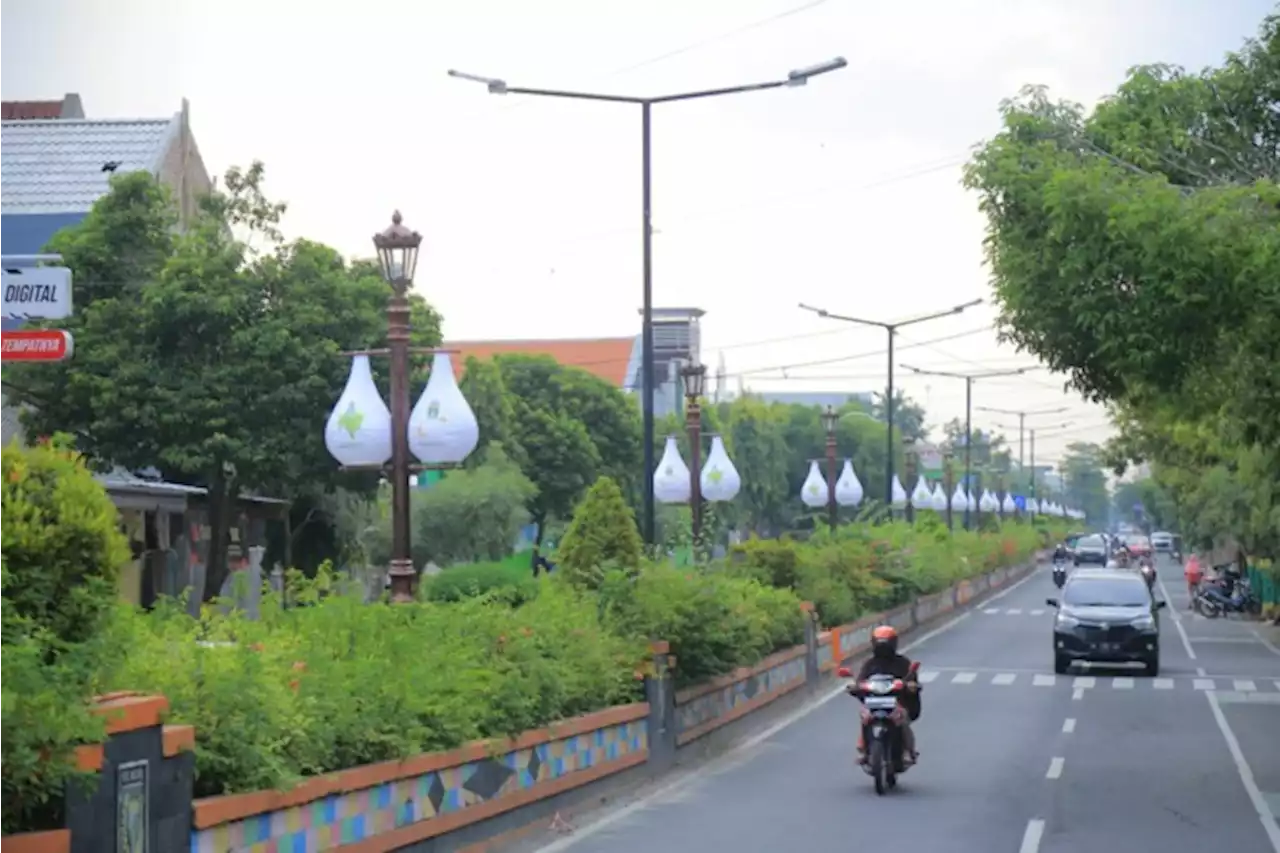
[557,476,643,590]
[2,437,129,833]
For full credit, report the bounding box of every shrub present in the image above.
[424,555,537,605]
[2,438,129,833]
[557,476,643,590]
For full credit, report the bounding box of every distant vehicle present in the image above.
[1122,535,1152,558]
[1073,534,1109,567]
[1151,532,1174,552]
[1047,568,1165,676]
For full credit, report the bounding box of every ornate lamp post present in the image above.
[324,212,479,603]
[821,405,839,531]
[681,362,707,543]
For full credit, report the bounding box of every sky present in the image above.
[3,0,1273,469]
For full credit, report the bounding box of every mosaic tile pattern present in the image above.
[675,653,807,738]
[191,719,647,853]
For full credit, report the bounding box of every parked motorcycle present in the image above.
[1195,574,1260,618]
[836,661,921,795]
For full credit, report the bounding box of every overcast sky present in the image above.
[3,0,1272,466]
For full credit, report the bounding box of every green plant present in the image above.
[1,438,130,833]
[424,555,538,605]
[557,476,643,590]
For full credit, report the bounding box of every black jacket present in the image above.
[856,653,921,720]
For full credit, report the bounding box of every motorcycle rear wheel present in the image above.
[1198,597,1222,618]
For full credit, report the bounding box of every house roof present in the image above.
[1,93,84,121]
[446,337,639,387]
[1,115,179,214]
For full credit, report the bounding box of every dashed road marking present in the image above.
[951,671,977,684]
[1020,819,1045,853]
[1112,677,1135,690]
[992,673,1017,685]
[1194,678,1216,690]
[917,670,940,683]
[1234,680,1257,692]
[1030,609,1045,616]
[1046,757,1065,779]
[1007,608,1023,615]
[1153,678,1174,690]
[1033,674,1057,687]
[1062,718,1076,733]
[1073,676,1096,689]
[983,608,1000,615]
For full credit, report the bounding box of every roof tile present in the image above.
[1,101,64,121]
[446,337,638,387]
[1,117,176,214]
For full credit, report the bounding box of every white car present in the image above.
[1151,532,1174,552]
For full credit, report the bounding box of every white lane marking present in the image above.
[992,673,1017,685]
[1007,608,1023,615]
[1112,677,1135,690]
[525,566,1044,852]
[1072,688,1085,701]
[1033,674,1057,687]
[1019,819,1046,853]
[1153,678,1175,690]
[1247,625,1280,658]
[983,608,1000,615]
[917,670,940,683]
[1206,691,1280,851]
[1194,678,1216,690]
[1155,571,1197,660]
[1275,681,1280,692]
[1046,757,1065,779]
[1234,680,1257,692]
[1062,718,1076,733]
[1073,676,1096,689]
[1197,667,1207,677]
[1030,608,1045,616]
[952,672,977,684]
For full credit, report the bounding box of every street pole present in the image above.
[822,405,839,531]
[387,282,413,603]
[904,364,1029,531]
[681,363,707,546]
[1030,429,1037,502]
[450,59,848,545]
[799,298,983,510]
[974,405,1067,497]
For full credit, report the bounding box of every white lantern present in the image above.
[950,484,967,511]
[835,460,863,507]
[979,490,996,512]
[1001,493,1016,514]
[930,483,947,512]
[325,354,393,468]
[801,461,829,508]
[890,475,908,508]
[654,436,692,504]
[408,352,480,465]
[701,436,741,502]
[1028,497,1041,515]
[966,491,977,513]
[910,477,932,508]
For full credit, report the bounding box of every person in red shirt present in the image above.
[1184,554,1204,607]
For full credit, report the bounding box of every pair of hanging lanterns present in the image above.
[653,435,742,504]
[324,351,480,469]
[800,460,865,508]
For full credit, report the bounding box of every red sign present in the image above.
[1,329,74,362]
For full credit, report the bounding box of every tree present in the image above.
[512,401,601,543]
[1057,442,1111,525]
[557,476,643,589]
[459,357,525,469]
[871,389,928,443]
[4,165,442,599]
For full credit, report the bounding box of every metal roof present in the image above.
[1,115,179,214]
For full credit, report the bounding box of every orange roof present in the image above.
[2,100,64,120]
[445,337,637,387]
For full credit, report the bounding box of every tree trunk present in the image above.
[202,471,236,601]
[531,514,546,577]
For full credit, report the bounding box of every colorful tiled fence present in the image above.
[0,559,1040,853]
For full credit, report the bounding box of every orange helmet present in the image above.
[871,625,899,657]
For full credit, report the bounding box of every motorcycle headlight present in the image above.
[1131,615,1155,630]
[1055,613,1080,629]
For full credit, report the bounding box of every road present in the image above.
[526,555,1280,853]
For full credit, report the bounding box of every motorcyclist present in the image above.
[852,625,919,764]
[1053,542,1069,563]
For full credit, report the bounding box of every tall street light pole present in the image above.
[903,365,1030,530]
[798,299,983,509]
[821,405,840,532]
[974,405,1068,470]
[450,58,849,546]
[681,362,707,545]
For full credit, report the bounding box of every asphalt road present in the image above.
[524,555,1280,853]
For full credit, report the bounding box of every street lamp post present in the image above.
[450,59,848,546]
[681,362,707,544]
[798,299,983,510]
[973,405,1068,471]
[821,405,839,531]
[903,365,1030,530]
[374,213,422,603]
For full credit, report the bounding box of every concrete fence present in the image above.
[2,558,1040,853]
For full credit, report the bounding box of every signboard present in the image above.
[1013,495,1027,511]
[1,329,74,361]
[116,759,150,853]
[913,442,944,471]
[2,266,73,321]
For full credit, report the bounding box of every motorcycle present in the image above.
[1138,557,1156,590]
[1195,574,1260,618]
[836,661,920,795]
[1052,552,1068,588]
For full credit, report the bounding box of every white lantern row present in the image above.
[324,353,480,468]
[801,460,866,509]
[654,435,742,505]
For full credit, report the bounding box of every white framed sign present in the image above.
[2,266,73,320]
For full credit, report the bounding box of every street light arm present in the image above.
[798,302,888,330]
[901,364,959,379]
[447,69,644,102]
[894,298,984,329]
